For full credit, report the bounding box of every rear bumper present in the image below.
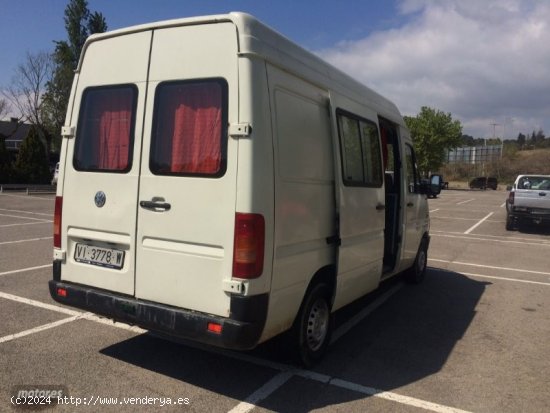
[49,277,268,351]
[509,207,550,223]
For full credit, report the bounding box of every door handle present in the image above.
[407,202,414,207]
[376,204,386,211]
[140,197,171,212]
[539,192,547,196]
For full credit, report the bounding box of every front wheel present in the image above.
[405,237,428,284]
[292,282,332,367]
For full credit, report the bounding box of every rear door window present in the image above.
[150,79,228,177]
[74,85,137,172]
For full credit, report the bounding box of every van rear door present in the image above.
[60,31,152,295]
[134,23,239,317]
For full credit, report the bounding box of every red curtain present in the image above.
[94,89,133,170]
[158,83,222,174]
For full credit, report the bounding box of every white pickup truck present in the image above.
[506,175,550,230]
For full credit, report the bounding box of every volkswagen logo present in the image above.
[94,191,106,208]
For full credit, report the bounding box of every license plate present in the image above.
[74,243,125,269]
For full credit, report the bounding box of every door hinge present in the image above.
[223,279,246,294]
[61,126,75,139]
[229,123,252,138]
[53,249,66,261]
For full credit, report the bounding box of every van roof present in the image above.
[80,12,403,124]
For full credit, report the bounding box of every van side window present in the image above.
[405,144,420,193]
[337,110,382,187]
[74,85,137,172]
[150,79,228,177]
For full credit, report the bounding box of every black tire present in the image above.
[505,213,515,231]
[292,282,332,367]
[405,237,428,284]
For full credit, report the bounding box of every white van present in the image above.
[49,12,437,365]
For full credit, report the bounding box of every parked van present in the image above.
[49,12,436,365]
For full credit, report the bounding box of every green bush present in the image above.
[14,127,51,184]
[0,137,14,183]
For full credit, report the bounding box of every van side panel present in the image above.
[232,57,275,297]
[262,64,335,339]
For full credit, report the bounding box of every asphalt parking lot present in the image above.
[1,189,549,412]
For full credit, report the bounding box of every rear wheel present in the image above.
[505,213,515,231]
[293,282,332,367]
[405,237,428,284]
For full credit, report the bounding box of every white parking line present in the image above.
[0,264,52,277]
[0,237,53,246]
[432,233,550,248]
[0,194,53,201]
[0,289,472,413]
[464,212,493,234]
[432,216,478,221]
[432,230,550,243]
[430,258,550,277]
[0,291,81,316]
[0,213,52,222]
[456,198,474,205]
[0,314,84,344]
[500,202,506,208]
[228,371,294,413]
[460,271,550,286]
[430,208,440,213]
[0,208,52,217]
[0,221,52,228]
[329,379,472,413]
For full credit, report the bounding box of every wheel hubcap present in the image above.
[306,298,329,351]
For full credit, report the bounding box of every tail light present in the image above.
[232,213,265,279]
[508,191,514,205]
[54,196,62,248]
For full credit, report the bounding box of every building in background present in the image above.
[0,118,32,154]
[447,144,503,164]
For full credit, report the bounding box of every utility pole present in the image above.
[490,123,499,144]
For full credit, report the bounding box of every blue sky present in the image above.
[0,0,404,85]
[1,0,549,139]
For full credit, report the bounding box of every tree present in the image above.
[533,129,545,148]
[88,11,107,34]
[14,126,51,184]
[42,0,107,153]
[404,106,463,176]
[1,51,53,151]
[0,135,13,183]
[461,134,474,147]
[0,98,10,119]
[517,133,526,149]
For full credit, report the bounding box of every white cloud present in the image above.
[317,0,550,139]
